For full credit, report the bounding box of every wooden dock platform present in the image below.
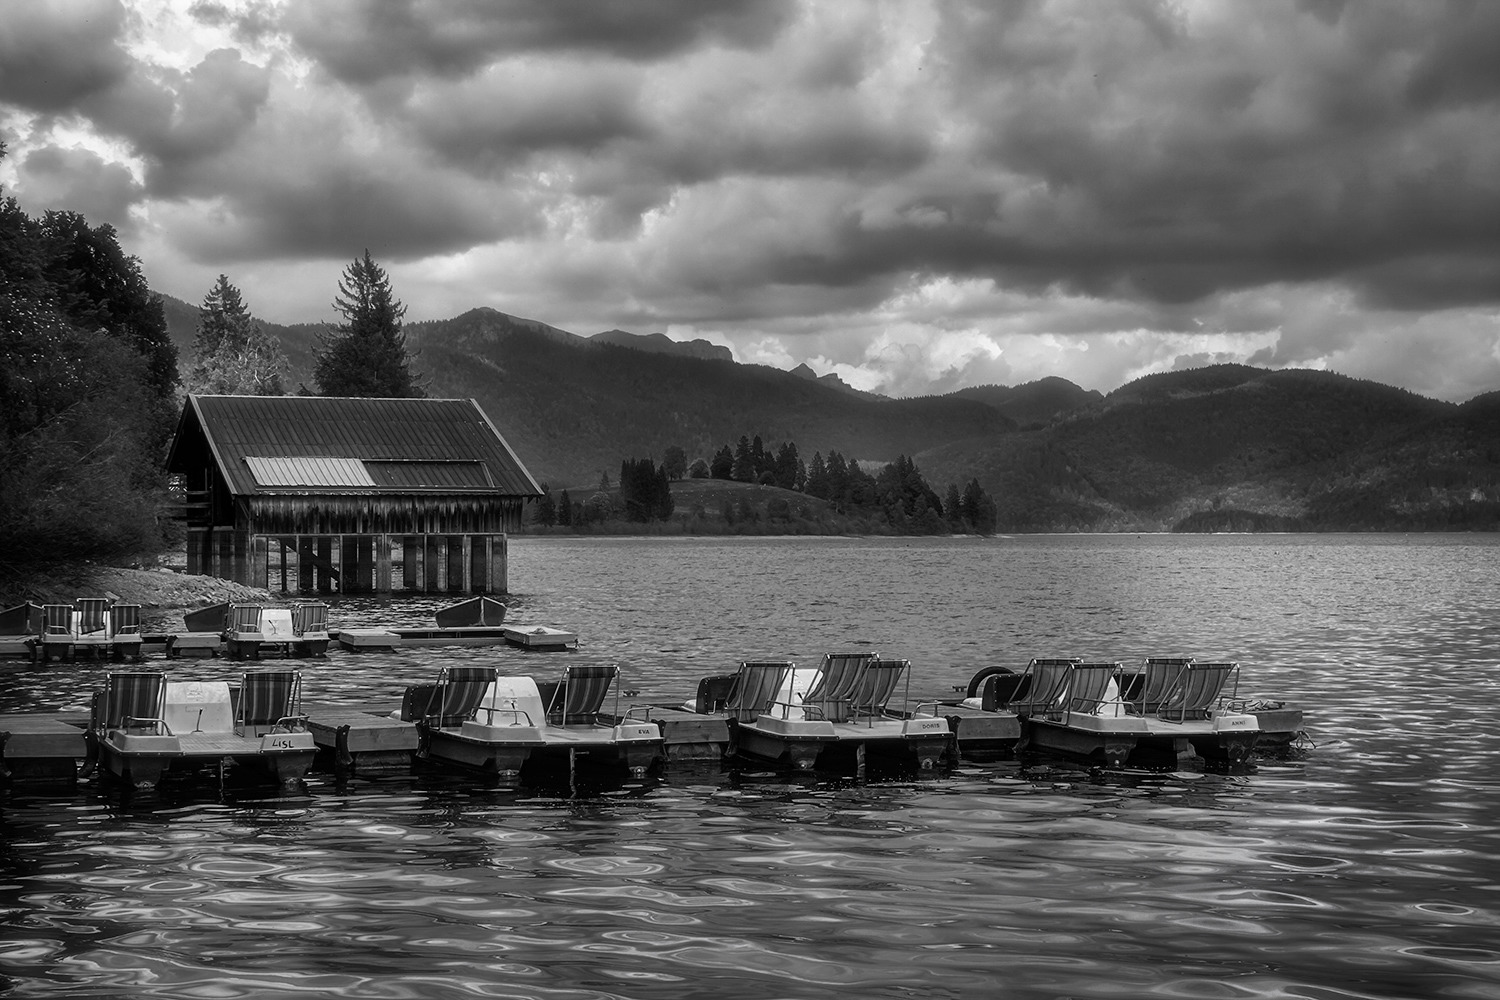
[936,705,1023,756]
[633,707,730,760]
[303,703,419,777]
[0,713,87,784]
[502,626,577,650]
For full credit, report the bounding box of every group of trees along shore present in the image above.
[1,135,423,585]
[533,436,998,535]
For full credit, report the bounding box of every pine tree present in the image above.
[534,490,557,526]
[710,445,734,479]
[313,250,420,397]
[186,275,288,395]
[731,435,754,482]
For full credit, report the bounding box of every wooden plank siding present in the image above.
[166,396,540,595]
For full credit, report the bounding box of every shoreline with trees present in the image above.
[527,439,999,537]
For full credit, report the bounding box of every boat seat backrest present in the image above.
[1012,658,1078,717]
[293,602,328,636]
[1065,662,1121,715]
[1135,658,1192,714]
[97,671,167,731]
[43,604,74,636]
[238,670,301,732]
[112,604,142,635]
[850,658,909,716]
[76,598,110,635]
[548,665,619,723]
[164,681,235,734]
[725,661,792,721]
[1158,662,1237,721]
[801,651,874,722]
[230,604,263,634]
[426,666,499,726]
[474,676,547,728]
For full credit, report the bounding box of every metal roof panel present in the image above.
[176,396,542,497]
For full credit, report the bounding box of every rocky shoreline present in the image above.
[5,565,272,610]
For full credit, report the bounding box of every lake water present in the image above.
[2,534,1498,999]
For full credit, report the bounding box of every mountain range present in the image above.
[161,297,1500,531]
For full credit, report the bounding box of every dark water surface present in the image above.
[3,534,1498,999]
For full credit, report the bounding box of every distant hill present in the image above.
[404,308,1012,487]
[160,299,1500,531]
[914,365,1492,531]
[945,377,1103,427]
[788,362,886,401]
[592,329,733,362]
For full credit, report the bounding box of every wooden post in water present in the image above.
[298,536,314,594]
[403,536,419,592]
[426,539,441,593]
[375,534,391,593]
[316,537,333,594]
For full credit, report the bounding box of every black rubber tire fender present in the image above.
[966,665,1015,699]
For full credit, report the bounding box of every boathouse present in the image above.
[166,395,542,595]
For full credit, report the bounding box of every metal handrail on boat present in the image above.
[116,715,174,736]
[473,705,536,727]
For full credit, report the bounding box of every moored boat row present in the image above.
[1,643,1303,795]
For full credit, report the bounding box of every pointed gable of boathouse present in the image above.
[166,395,542,594]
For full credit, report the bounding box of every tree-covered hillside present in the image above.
[916,365,1484,531]
[406,308,1012,487]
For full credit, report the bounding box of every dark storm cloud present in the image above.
[17,144,143,229]
[0,0,131,112]
[786,0,1500,312]
[283,0,795,85]
[115,49,272,188]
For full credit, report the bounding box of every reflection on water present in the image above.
[3,534,1500,999]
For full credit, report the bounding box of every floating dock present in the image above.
[502,626,578,650]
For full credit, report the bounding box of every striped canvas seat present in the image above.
[237,670,304,734]
[424,666,500,726]
[546,665,620,724]
[1131,657,1193,715]
[292,602,328,636]
[1064,662,1121,715]
[849,658,909,718]
[43,604,73,637]
[230,604,263,635]
[801,651,875,722]
[112,604,142,636]
[97,671,168,733]
[76,598,110,636]
[1011,658,1078,718]
[1157,662,1238,722]
[724,661,792,722]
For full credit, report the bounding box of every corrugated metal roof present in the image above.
[366,461,493,489]
[246,456,375,488]
[169,396,542,497]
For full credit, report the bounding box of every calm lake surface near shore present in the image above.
[2,533,1498,999]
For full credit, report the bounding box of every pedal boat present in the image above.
[713,654,953,773]
[410,665,663,787]
[968,658,1260,767]
[223,602,330,659]
[88,669,316,789]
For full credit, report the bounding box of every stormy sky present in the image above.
[3,0,1498,401]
